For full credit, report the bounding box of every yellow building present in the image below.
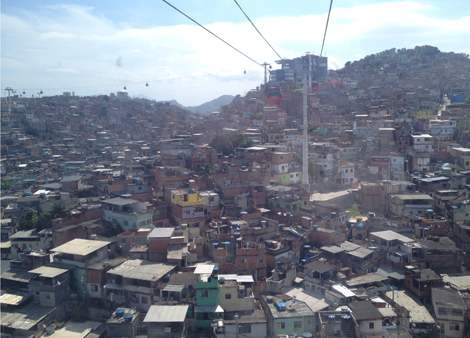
[171,189,205,207]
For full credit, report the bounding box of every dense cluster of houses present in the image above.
[1,48,470,338]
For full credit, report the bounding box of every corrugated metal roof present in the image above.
[107,259,176,281]
[144,305,189,323]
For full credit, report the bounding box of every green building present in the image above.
[194,263,223,329]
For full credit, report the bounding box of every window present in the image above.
[200,290,208,298]
[294,321,302,329]
[45,294,51,300]
[242,258,248,263]
[92,284,98,292]
[450,323,460,331]
[369,322,374,329]
[225,293,231,299]
[276,322,286,330]
[138,186,142,190]
[141,297,148,304]
[259,258,263,262]
[438,307,449,315]
[124,220,128,226]
[239,325,251,334]
[451,309,463,316]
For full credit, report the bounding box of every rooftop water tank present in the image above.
[115,309,125,318]
[342,314,352,321]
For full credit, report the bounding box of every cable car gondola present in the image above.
[124,85,127,90]
[146,82,149,87]
[312,81,319,92]
[267,86,282,105]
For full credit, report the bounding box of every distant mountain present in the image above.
[185,95,235,115]
[135,94,235,115]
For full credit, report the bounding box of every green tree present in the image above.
[209,133,253,155]
[209,134,234,155]
[232,133,253,148]
[92,147,102,155]
[35,213,52,231]
[20,209,38,230]
[100,106,108,116]
[199,163,215,177]
[199,163,215,188]
[464,96,470,105]
[71,302,89,322]
[26,127,39,137]
[1,180,13,191]
[50,201,69,219]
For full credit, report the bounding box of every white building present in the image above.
[411,134,433,152]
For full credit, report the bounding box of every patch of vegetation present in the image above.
[71,302,89,322]
[209,133,252,155]
[1,180,13,191]
[19,201,69,231]
[346,204,362,218]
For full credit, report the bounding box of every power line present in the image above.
[233,0,283,60]
[320,0,334,57]
[162,0,264,69]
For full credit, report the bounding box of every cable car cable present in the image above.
[320,0,333,57]
[162,0,264,69]
[233,0,283,60]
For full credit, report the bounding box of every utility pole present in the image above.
[302,70,309,190]
[234,313,239,338]
[308,53,313,89]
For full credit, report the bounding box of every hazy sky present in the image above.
[2,0,470,106]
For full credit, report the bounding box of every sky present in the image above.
[2,0,470,106]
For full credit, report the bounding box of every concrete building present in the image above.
[107,307,139,338]
[432,287,465,338]
[51,238,110,297]
[260,294,316,338]
[348,301,383,338]
[144,305,189,338]
[101,197,153,231]
[106,259,177,311]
